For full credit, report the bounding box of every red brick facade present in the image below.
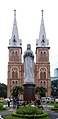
[7,46,51,98]
[7,47,24,97]
[34,47,51,97]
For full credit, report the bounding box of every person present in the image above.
[37,99,41,106]
[8,98,10,107]
[16,97,20,109]
[37,99,43,109]
[34,98,37,106]
[4,99,6,105]
[46,98,47,107]
[13,97,16,109]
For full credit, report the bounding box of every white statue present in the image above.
[24,44,34,83]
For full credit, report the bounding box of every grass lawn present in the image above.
[3,114,52,119]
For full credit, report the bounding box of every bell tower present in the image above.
[36,10,51,97]
[7,10,23,97]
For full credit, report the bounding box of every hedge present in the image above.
[16,105,43,115]
[51,104,58,112]
[12,112,48,118]
[12,105,48,118]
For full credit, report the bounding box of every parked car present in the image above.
[46,97,54,103]
[41,97,47,102]
[41,97,54,103]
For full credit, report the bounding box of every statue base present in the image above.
[23,83,35,101]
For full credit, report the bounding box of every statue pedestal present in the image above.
[23,83,35,101]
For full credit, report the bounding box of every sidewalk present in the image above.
[8,108,16,112]
[43,104,58,119]
[0,107,16,116]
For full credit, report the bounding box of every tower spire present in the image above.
[9,10,22,47]
[36,10,49,47]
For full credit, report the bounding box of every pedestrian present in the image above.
[13,97,16,109]
[16,97,19,109]
[37,99,41,106]
[4,99,6,105]
[8,98,10,107]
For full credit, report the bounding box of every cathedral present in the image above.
[7,10,51,99]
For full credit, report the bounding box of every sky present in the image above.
[0,0,58,84]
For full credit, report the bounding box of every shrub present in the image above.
[16,105,43,115]
[3,114,51,119]
[3,105,7,109]
[54,104,58,108]
[0,103,7,110]
[13,112,48,118]
[0,98,4,103]
[51,104,58,112]
[0,103,3,109]
[12,105,48,118]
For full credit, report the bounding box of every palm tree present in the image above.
[35,86,47,99]
[11,85,23,99]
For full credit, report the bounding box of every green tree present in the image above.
[35,86,47,98]
[51,80,58,97]
[0,83,7,98]
[11,85,23,98]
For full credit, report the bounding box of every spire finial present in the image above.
[14,9,16,17]
[14,10,16,25]
[41,10,44,17]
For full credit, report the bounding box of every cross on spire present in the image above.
[14,9,16,16]
[41,10,44,17]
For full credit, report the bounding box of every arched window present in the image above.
[40,72,43,79]
[41,81,42,85]
[16,81,17,85]
[12,51,14,60]
[40,52,42,60]
[15,51,18,60]
[11,67,19,79]
[37,72,39,79]
[44,72,46,79]
[44,52,46,61]
[12,71,15,79]
[15,71,18,79]
[12,81,14,84]
[44,81,45,85]
[39,67,47,79]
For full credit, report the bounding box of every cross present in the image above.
[41,10,44,16]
